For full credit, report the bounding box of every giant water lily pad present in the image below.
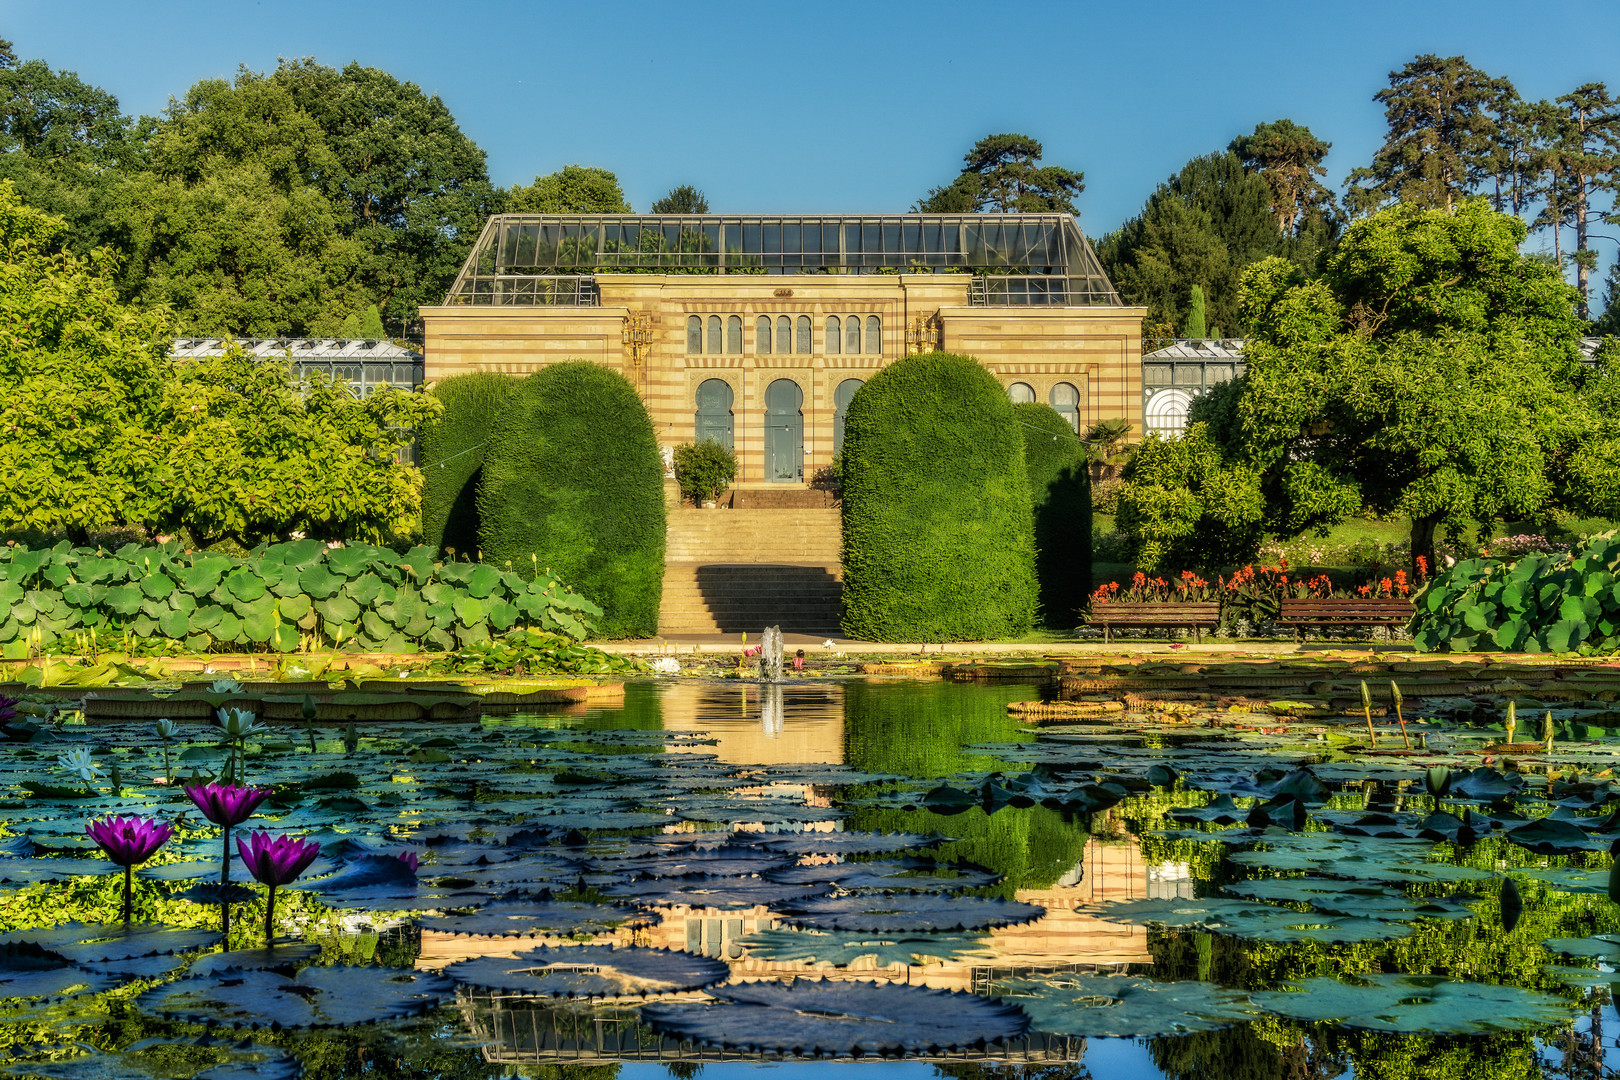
[764,860,1000,893]
[418,900,647,937]
[1222,878,1475,920]
[738,927,993,967]
[1078,898,1415,944]
[0,923,222,963]
[605,878,832,909]
[0,943,117,1001]
[778,895,1045,933]
[137,965,454,1029]
[995,974,1262,1038]
[1251,973,1575,1033]
[445,944,728,997]
[641,979,1028,1056]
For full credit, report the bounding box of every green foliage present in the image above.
[507,165,630,214]
[1183,284,1208,338]
[915,133,1083,214]
[0,182,436,546]
[1014,402,1092,628]
[1163,200,1588,570]
[425,627,646,676]
[1115,423,1269,572]
[339,304,386,338]
[478,362,665,639]
[673,440,736,504]
[1097,151,1325,335]
[419,373,521,557]
[0,538,602,656]
[1408,531,1620,654]
[650,184,708,214]
[840,352,1037,642]
[1229,118,1335,235]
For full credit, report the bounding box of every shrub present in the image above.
[0,540,602,657]
[1410,532,1620,654]
[673,440,737,504]
[477,362,665,638]
[419,373,521,557]
[840,351,1037,642]
[1115,422,1267,572]
[1014,402,1092,628]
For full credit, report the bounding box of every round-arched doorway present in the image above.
[764,379,804,482]
[694,379,734,448]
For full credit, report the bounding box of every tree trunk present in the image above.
[1411,515,1440,577]
[1574,173,1590,319]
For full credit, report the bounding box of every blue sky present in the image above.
[3,0,1618,252]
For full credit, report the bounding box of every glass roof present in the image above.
[442,214,1120,306]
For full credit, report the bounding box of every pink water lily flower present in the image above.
[86,815,174,924]
[184,782,271,827]
[237,831,324,945]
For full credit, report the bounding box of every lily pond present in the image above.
[6,656,1620,1079]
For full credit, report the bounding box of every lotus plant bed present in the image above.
[5,672,1620,1072]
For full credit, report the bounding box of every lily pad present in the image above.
[640,979,1028,1056]
[778,895,1046,933]
[445,944,728,997]
[137,965,454,1029]
[995,974,1262,1038]
[1251,973,1574,1033]
[0,923,222,963]
[0,943,118,1001]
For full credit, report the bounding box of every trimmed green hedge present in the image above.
[0,540,602,658]
[419,373,521,558]
[840,351,1037,642]
[478,362,666,639]
[1015,402,1093,628]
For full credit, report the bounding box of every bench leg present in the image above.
[1104,625,1110,645]
[1194,626,1201,646]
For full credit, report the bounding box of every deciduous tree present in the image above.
[650,184,708,214]
[507,165,631,214]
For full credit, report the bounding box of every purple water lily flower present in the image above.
[185,782,271,941]
[237,831,323,945]
[397,850,420,873]
[86,815,174,924]
[184,782,271,827]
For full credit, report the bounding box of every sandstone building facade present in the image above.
[420,214,1144,485]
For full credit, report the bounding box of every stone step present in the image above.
[657,560,844,636]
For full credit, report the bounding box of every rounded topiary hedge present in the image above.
[477,362,666,639]
[840,351,1037,642]
[419,372,521,558]
[1015,401,1093,629]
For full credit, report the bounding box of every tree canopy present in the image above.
[0,179,437,547]
[915,134,1084,215]
[1229,119,1334,235]
[508,164,631,214]
[651,184,709,214]
[1118,200,1589,571]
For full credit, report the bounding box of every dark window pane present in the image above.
[796,316,812,354]
[866,316,881,354]
[756,315,772,354]
[825,316,841,355]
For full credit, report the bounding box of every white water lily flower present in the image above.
[651,657,680,675]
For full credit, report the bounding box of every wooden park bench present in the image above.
[1087,602,1221,645]
[1277,598,1413,642]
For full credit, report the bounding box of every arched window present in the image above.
[833,378,864,455]
[707,315,723,355]
[825,316,842,355]
[796,315,812,355]
[764,379,804,482]
[845,316,860,355]
[1008,382,1035,404]
[1050,382,1080,432]
[865,316,881,354]
[756,315,772,354]
[694,379,734,450]
[686,316,703,354]
[777,315,793,354]
[726,315,742,354]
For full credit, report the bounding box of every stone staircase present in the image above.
[659,506,843,635]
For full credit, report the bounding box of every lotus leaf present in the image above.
[0,923,222,962]
[1251,973,1574,1033]
[995,974,1262,1038]
[0,943,118,1000]
[640,980,1029,1056]
[138,965,453,1029]
[445,944,728,997]
[778,895,1045,933]
[1078,898,1416,944]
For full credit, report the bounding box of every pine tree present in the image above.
[1345,54,1502,214]
[1539,85,1620,318]
[915,134,1083,214]
[1229,119,1334,235]
[1183,285,1208,339]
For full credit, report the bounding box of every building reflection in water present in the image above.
[418,679,1192,1066]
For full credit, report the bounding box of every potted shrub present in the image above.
[674,440,737,508]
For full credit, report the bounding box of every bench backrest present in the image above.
[1090,602,1220,617]
[1279,598,1412,612]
